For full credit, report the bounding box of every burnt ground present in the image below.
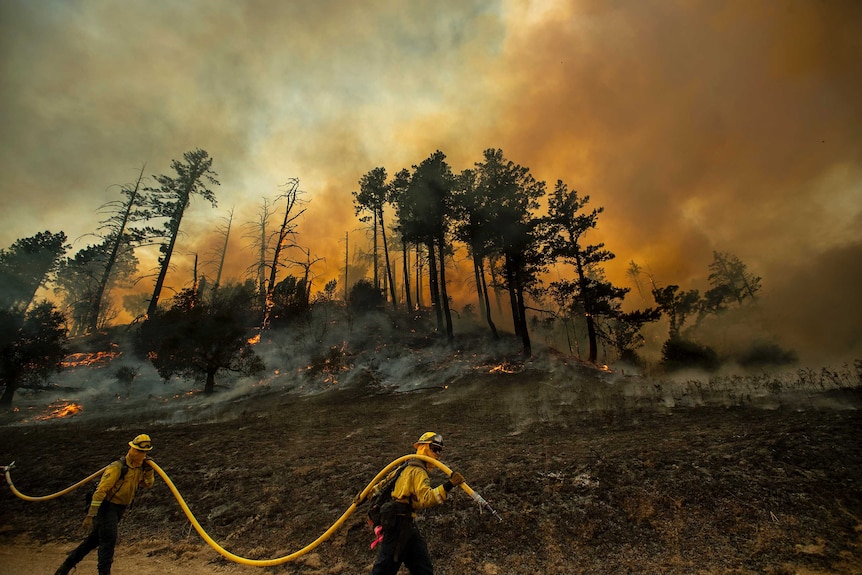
[1,346,861,575]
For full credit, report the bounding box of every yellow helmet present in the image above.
[413,432,443,451]
[129,434,153,451]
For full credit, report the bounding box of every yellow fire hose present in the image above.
[3,462,108,501]
[4,454,500,567]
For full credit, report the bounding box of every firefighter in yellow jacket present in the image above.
[370,432,464,575]
[54,434,156,575]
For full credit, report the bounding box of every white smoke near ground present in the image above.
[5,309,860,430]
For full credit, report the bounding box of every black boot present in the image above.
[53,560,75,575]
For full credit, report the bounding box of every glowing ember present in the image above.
[247,333,261,345]
[34,400,83,421]
[61,350,121,368]
[489,363,519,374]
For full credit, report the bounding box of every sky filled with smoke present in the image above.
[1,0,860,364]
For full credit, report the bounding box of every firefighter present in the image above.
[370,432,465,575]
[54,434,156,575]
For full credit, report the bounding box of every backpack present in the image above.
[83,458,129,512]
[367,463,408,528]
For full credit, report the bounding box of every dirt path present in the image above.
[0,541,255,575]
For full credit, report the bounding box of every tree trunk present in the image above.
[213,209,233,290]
[373,212,379,291]
[575,255,598,364]
[204,369,217,394]
[259,210,269,307]
[479,258,498,339]
[517,284,531,357]
[147,201,186,317]
[489,263,504,315]
[0,381,16,406]
[89,164,145,333]
[415,243,423,309]
[379,209,398,312]
[401,239,413,312]
[437,237,453,341]
[471,245,485,322]
[427,239,442,332]
[504,255,521,336]
[585,314,598,363]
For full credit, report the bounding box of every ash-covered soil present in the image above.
[1,351,861,574]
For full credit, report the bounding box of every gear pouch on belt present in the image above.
[380,500,412,531]
[379,500,399,531]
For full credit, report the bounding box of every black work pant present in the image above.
[61,502,126,575]
[370,520,434,575]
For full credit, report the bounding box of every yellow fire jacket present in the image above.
[391,459,447,510]
[87,456,155,516]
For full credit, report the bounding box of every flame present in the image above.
[61,350,121,368]
[34,400,83,421]
[247,333,261,345]
[489,362,519,374]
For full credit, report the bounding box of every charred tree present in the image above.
[262,179,306,330]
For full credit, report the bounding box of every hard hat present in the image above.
[413,432,443,450]
[129,434,153,451]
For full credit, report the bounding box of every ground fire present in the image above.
[32,400,83,421]
[60,350,121,369]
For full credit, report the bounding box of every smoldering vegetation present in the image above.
[2,311,860,429]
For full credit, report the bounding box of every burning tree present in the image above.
[135,282,264,394]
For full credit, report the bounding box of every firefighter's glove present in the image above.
[81,515,94,533]
[443,471,465,492]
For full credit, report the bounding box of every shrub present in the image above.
[661,336,720,372]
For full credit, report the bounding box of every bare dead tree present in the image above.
[286,246,325,310]
[243,197,277,305]
[88,164,148,333]
[205,207,234,292]
[262,178,306,329]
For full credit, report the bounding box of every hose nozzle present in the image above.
[469,490,503,522]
